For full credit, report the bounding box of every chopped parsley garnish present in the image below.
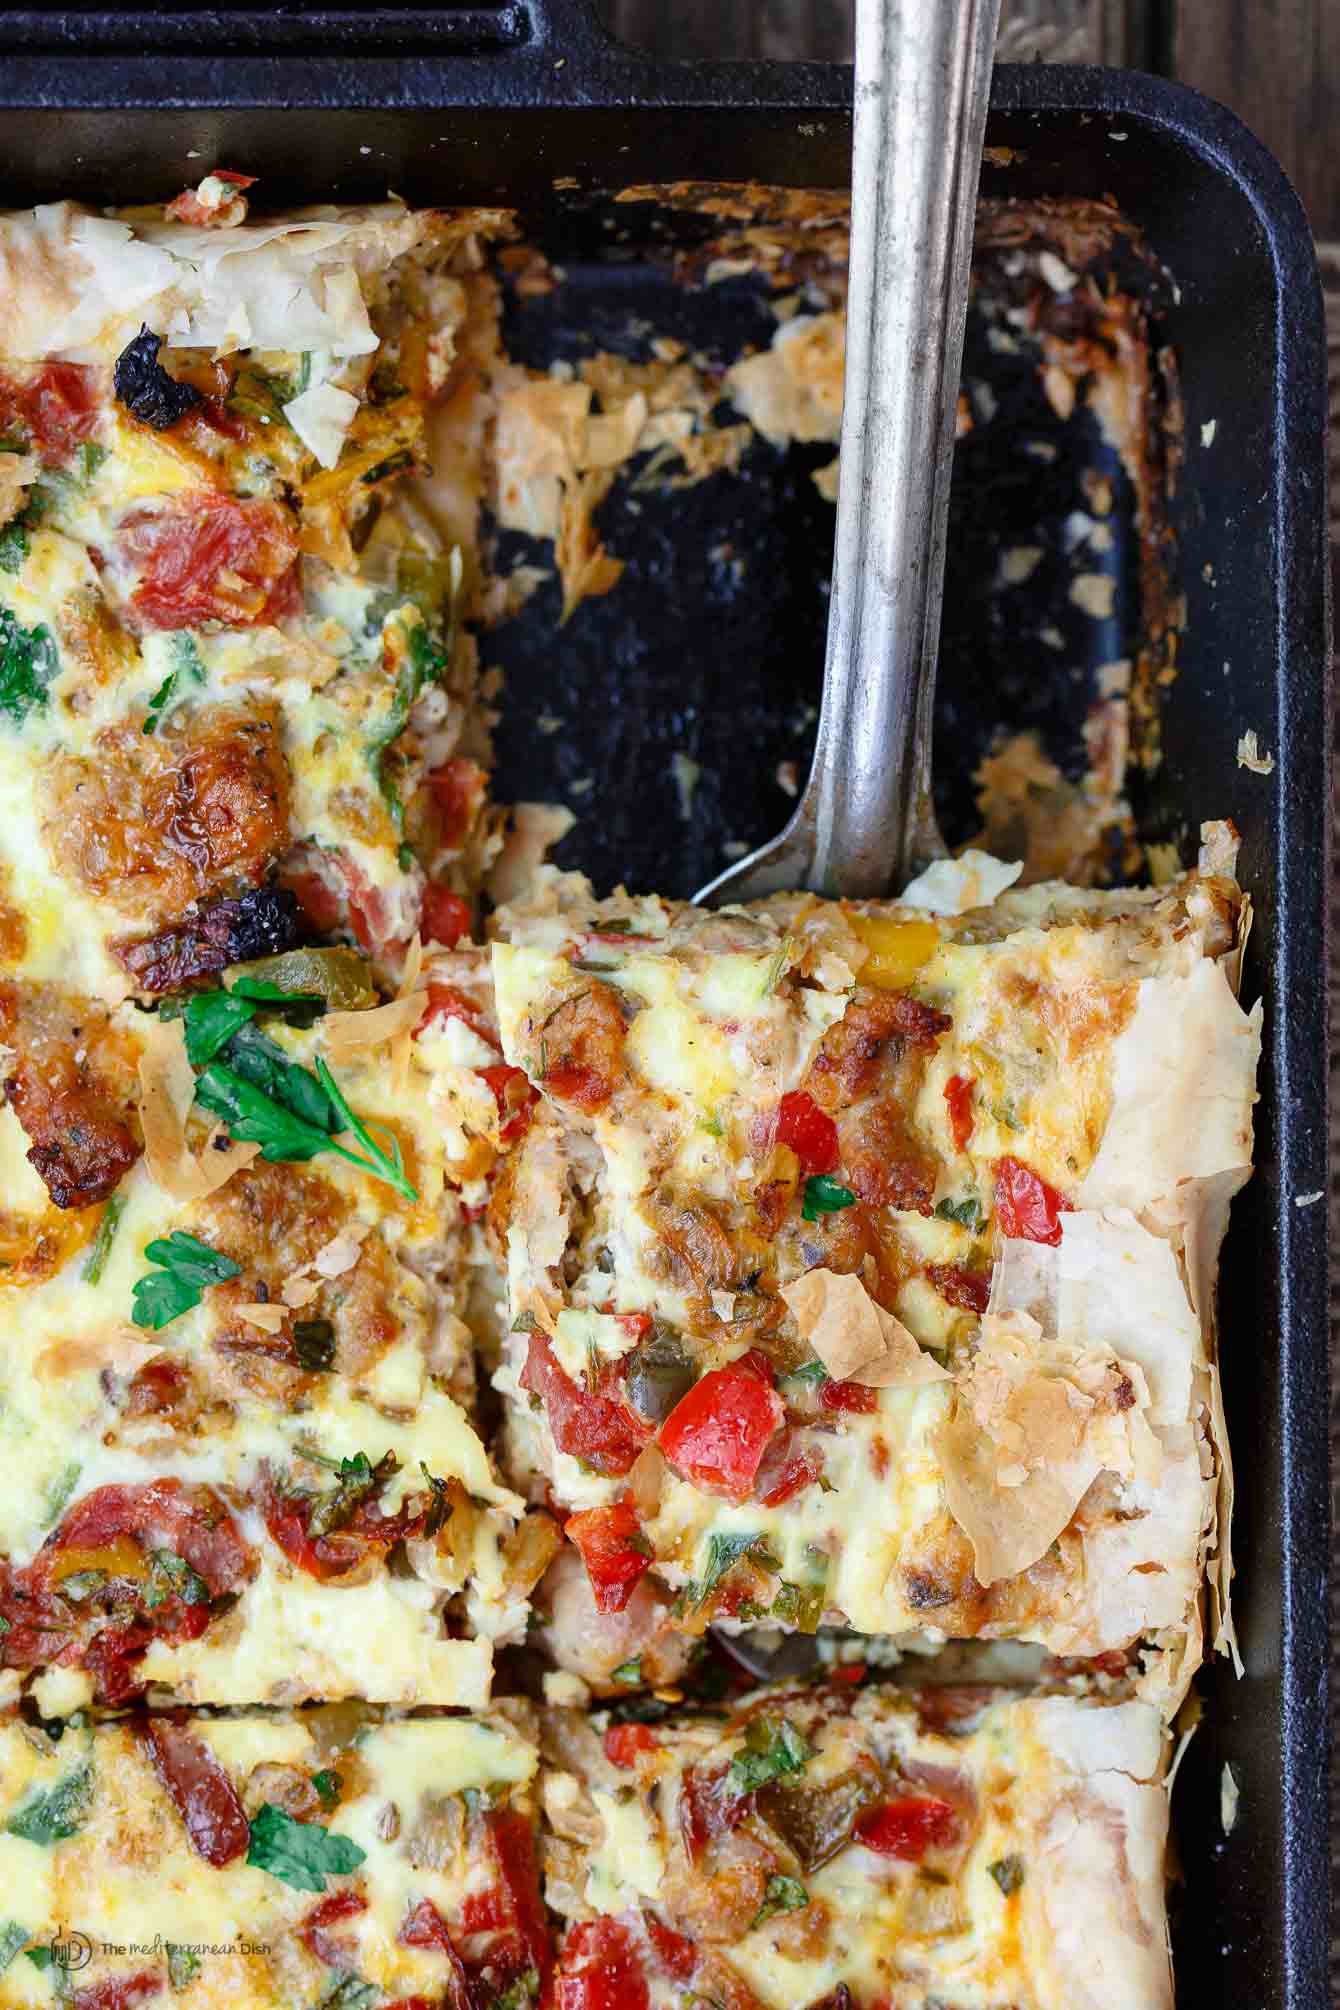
[367,602,454,829]
[753,1875,809,1926]
[934,1193,984,1232]
[166,1944,201,1989]
[145,1547,210,1608]
[801,1174,856,1222]
[81,1192,125,1285]
[0,1922,27,1972]
[0,607,59,725]
[311,1769,343,1811]
[0,522,27,575]
[610,1658,643,1686]
[685,1530,780,1610]
[988,1853,1025,1895]
[301,1448,399,1538]
[245,1802,366,1893]
[142,632,205,735]
[781,1358,830,1389]
[419,1463,453,1539]
[42,1461,81,1528]
[5,1763,93,1844]
[194,1051,416,1201]
[130,1230,241,1332]
[726,1714,814,1794]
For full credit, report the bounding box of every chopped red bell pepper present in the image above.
[555,1916,650,2010]
[479,1062,537,1142]
[300,1888,368,1969]
[644,1914,697,1980]
[603,1722,658,1768]
[658,1358,784,1502]
[943,1074,976,1154]
[994,1154,1071,1246]
[565,1502,652,1614]
[855,1795,958,1859]
[774,1090,840,1174]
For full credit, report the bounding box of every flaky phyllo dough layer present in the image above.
[0,188,575,1711]
[490,834,1257,1711]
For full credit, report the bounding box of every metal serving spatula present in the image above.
[704,0,1000,1683]
[695,0,1000,909]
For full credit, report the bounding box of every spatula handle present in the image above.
[808,0,1000,896]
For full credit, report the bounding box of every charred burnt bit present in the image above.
[114,326,202,430]
[116,885,306,993]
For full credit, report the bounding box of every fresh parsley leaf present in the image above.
[81,1193,125,1285]
[0,523,27,575]
[142,671,177,734]
[610,1659,642,1687]
[511,1311,538,1334]
[801,1175,856,1222]
[217,1023,337,1130]
[77,442,108,483]
[131,1230,241,1332]
[988,1853,1025,1895]
[166,1944,201,1989]
[180,989,258,1066]
[0,1921,28,1971]
[245,1802,366,1893]
[367,612,447,829]
[194,1052,416,1201]
[934,1193,984,1232]
[0,607,59,725]
[727,1715,814,1795]
[318,1980,380,2010]
[6,1763,93,1844]
[311,1769,342,1811]
[753,1874,809,1926]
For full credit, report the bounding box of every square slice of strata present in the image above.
[0,1703,549,2007]
[489,845,1258,1708]
[0,958,558,1713]
[542,1677,1172,2010]
[0,183,512,1096]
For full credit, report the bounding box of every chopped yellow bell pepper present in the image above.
[847,913,940,990]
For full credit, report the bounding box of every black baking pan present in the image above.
[0,11,1328,2006]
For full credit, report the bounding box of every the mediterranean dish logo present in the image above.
[34,1925,272,1973]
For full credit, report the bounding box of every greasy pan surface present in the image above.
[0,19,1329,2008]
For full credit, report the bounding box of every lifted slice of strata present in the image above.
[489,848,1258,1708]
[0,981,555,1713]
[0,1703,548,2007]
[543,1676,1172,2010]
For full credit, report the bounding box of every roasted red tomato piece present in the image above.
[854,1794,957,1859]
[479,1062,536,1144]
[420,884,472,948]
[819,1379,879,1415]
[427,757,487,853]
[300,1888,368,1969]
[644,1914,698,1980]
[773,1090,840,1174]
[72,1974,163,2010]
[925,1260,990,1315]
[521,1328,650,1477]
[994,1154,1071,1246]
[658,1359,784,1502]
[604,1721,659,1769]
[0,362,99,461]
[459,1808,552,2002]
[565,1502,652,1615]
[259,1460,430,1584]
[943,1073,976,1154]
[142,1717,250,1867]
[416,982,495,1045]
[119,492,298,629]
[556,1916,651,2010]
